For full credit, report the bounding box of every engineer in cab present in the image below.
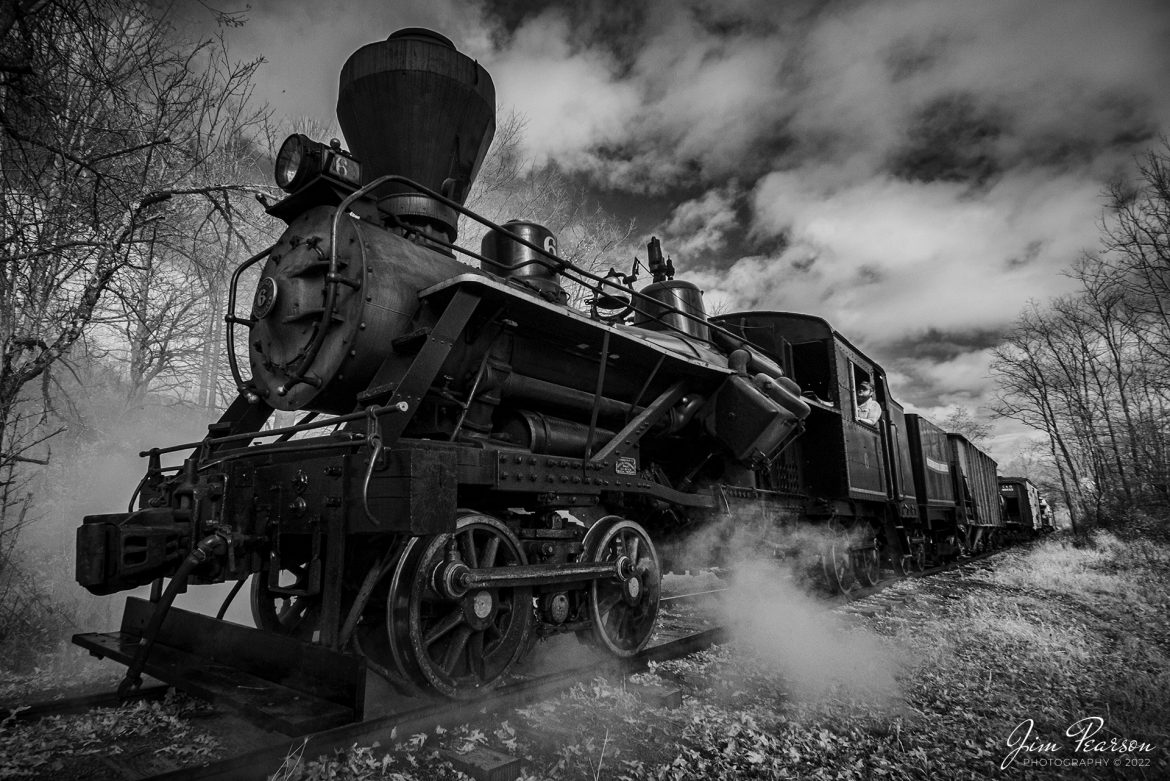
[856,381,882,426]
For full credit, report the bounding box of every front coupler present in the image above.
[76,508,192,596]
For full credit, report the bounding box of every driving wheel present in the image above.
[385,512,533,699]
[585,518,661,657]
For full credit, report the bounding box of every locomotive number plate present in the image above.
[252,277,278,319]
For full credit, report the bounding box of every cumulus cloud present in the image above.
[484,10,642,166]
[479,0,1168,189]
[793,0,1168,176]
[685,163,1103,444]
[478,2,798,189]
[657,184,745,262]
[694,170,1097,344]
[898,348,1000,408]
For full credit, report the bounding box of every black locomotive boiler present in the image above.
[73,29,813,717]
[73,29,1032,725]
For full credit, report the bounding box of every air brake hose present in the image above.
[117,533,228,698]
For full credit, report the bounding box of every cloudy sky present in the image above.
[199,0,1170,462]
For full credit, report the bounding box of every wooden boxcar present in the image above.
[999,476,1045,539]
[904,414,964,562]
[906,414,957,519]
[948,434,1003,550]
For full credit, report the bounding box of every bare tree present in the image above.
[105,234,206,404]
[940,407,992,446]
[993,141,1170,529]
[992,303,1087,533]
[1103,141,1170,367]
[0,0,269,459]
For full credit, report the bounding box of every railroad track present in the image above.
[2,546,1020,780]
[835,544,1015,604]
[0,683,172,725]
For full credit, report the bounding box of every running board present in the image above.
[73,596,365,735]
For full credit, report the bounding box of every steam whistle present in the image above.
[647,237,675,283]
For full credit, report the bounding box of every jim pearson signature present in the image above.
[1002,717,1156,770]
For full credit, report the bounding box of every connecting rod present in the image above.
[433,556,633,600]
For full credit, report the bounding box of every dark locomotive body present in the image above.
[713,312,1006,583]
[71,28,1042,717]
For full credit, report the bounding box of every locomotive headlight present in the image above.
[273,134,362,193]
[274,133,313,191]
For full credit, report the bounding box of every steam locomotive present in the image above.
[72,29,1038,722]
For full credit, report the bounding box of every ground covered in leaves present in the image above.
[0,690,219,779]
[2,529,1167,780]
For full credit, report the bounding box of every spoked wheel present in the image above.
[348,549,426,697]
[386,513,533,699]
[586,518,661,657]
[250,561,321,641]
[910,541,927,572]
[852,542,880,587]
[822,531,856,594]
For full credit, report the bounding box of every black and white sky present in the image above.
[202,0,1170,461]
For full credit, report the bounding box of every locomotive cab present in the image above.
[712,312,916,514]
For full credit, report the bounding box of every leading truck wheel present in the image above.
[386,513,533,699]
[250,561,322,641]
[586,518,661,657]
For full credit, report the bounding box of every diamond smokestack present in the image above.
[337,28,495,240]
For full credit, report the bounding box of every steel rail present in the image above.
[0,684,172,726]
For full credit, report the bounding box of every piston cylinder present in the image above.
[499,410,614,458]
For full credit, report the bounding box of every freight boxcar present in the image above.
[948,434,1002,551]
[999,476,1047,540]
[905,414,963,564]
